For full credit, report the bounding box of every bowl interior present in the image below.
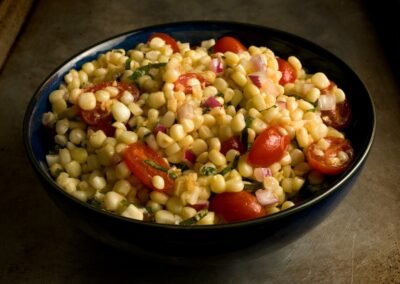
[24,21,375,230]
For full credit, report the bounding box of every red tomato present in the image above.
[248,126,290,167]
[123,142,174,193]
[85,81,139,101]
[210,191,266,223]
[277,58,296,85]
[321,99,352,130]
[306,137,354,175]
[213,36,246,53]
[174,73,207,94]
[149,33,179,53]
[79,82,139,136]
[80,106,115,136]
[220,136,246,155]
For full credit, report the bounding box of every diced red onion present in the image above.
[250,54,267,72]
[255,189,278,206]
[248,72,267,88]
[183,149,196,165]
[190,200,209,211]
[153,123,167,136]
[177,103,194,120]
[318,94,336,111]
[210,58,224,74]
[253,167,272,182]
[202,96,222,108]
[277,101,287,109]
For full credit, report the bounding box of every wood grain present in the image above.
[0,0,34,70]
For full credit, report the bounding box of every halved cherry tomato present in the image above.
[174,73,207,94]
[277,58,296,85]
[213,36,246,53]
[79,82,139,136]
[220,136,246,155]
[210,191,266,223]
[123,142,174,193]
[80,107,115,136]
[306,137,353,175]
[149,33,179,53]
[248,126,290,167]
[320,81,351,130]
[321,99,352,130]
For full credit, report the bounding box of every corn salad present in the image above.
[42,34,352,225]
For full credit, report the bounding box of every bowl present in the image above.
[23,21,375,264]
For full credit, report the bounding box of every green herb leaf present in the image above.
[216,92,224,98]
[200,166,217,176]
[125,58,132,70]
[245,116,254,128]
[88,199,102,209]
[171,163,189,171]
[143,159,177,179]
[243,181,263,192]
[144,160,169,173]
[286,94,316,106]
[130,63,167,80]
[180,210,208,225]
[219,154,240,176]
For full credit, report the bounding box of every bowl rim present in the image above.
[23,20,376,230]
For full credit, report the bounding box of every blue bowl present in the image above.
[23,21,375,264]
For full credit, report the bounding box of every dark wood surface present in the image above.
[1,0,399,283]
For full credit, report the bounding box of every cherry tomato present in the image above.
[174,73,207,94]
[149,33,179,53]
[306,137,354,175]
[85,81,139,101]
[79,82,139,136]
[80,106,115,136]
[277,58,296,85]
[321,99,352,130]
[220,136,246,155]
[210,191,266,223]
[123,142,174,193]
[248,126,290,167]
[213,36,246,53]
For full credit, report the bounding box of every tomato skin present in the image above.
[277,58,296,85]
[213,36,246,53]
[306,137,354,175]
[210,191,266,223]
[321,99,352,130]
[248,126,290,167]
[174,73,207,94]
[79,82,139,136]
[220,136,246,155]
[149,33,179,53]
[123,142,174,193]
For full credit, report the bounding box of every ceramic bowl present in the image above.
[23,21,375,265]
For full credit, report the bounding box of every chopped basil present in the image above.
[200,166,217,176]
[171,163,190,171]
[245,116,254,128]
[53,168,63,178]
[216,92,224,98]
[306,108,316,112]
[143,159,177,179]
[125,58,132,70]
[180,210,208,225]
[286,94,316,106]
[88,199,102,209]
[48,144,61,155]
[243,181,263,192]
[219,154,240,175]
[130,63,167,80]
